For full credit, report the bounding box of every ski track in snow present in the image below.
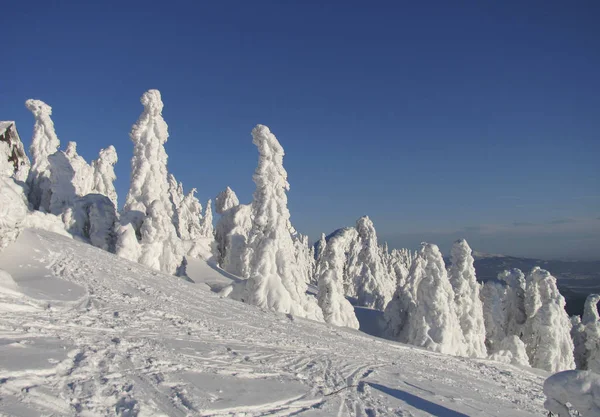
[0,229,548,416]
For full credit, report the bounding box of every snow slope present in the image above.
[0,228,549,416]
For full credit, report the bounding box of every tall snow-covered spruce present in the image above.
[448,239,487,358]
[91,145,118,208]
[316,228,360,328]
[25,99,60,211]
[522,267,575,372]
[229,125,323,321]
[116,90,183,275]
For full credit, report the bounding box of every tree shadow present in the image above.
[368,383,469,417]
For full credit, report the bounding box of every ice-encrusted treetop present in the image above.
[140,89,165,115]
[25,99,53,118]
[215,186,240,214]
[583,294,600,325]
[26,98,60,168]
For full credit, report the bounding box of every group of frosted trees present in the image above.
[0,91,214,274]
[1,89,597,376]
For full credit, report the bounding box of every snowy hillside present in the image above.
[0,228,548,416]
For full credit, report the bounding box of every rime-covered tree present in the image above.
[0,121,30,182]
[178,188,203,240]
[583,294,600,373]
[522,267,575,372]
[116,90,183,274]
[571,315,589,370]
[25,99,60,211]
[480,268,527,354]
[488,335,530,367]
[345,216,395,310]
[91,145,118,207]
[215,186,239,214]
[229,125,323,321]
[0,155,28,250]
[214,186,252,277]
[448,239,487,358]
[199,199,214,238]
[385,243,467,356]
[64,142,94,196]
[316,228,360,329]
[167,173,185,237]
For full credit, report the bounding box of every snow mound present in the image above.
[544,370,600,417]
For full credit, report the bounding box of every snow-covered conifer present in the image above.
[167,174,185,237]
[498,268,527,337]
[345,216,395,310]
[522,267,575,372]
[583,294,600,373]
[571,315,589,370]
[214,186,252,277]
[116,90,183,274]
[229,125,323,321]
[177,188,203,240]
[199,199,214,238]
[316,228,360,328]
[65,142,94,196]
[488,335,530,367]
[66,194,117,252]
[480,280,508,353]
[215,186,239,214]
[91,145,118,207]
[385,243,467,356]
[48,150,77,215]
[25,99,60,211]
[448,239,487,358]
[0,177,28,250]
[0,121,30,182]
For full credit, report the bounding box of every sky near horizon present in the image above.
[2,1,599,260]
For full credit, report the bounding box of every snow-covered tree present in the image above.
[116,90,183,275]
[47,150,77,215]
[167,174,185,237]
[293,234,314,286]
[199,199,214,238]
[91,145,118,208]
[448,239,487,358]
[583,294,600,373]
[522,267,575,372]
[480,279,508,353]
[316,228,360,328]
[177,188,203,240]
[385,243,467,356]
[26,99,60,211]
[0,121,30,182]
[498,268,527,337]
[571,315,589,370]
[345,216,395,310]
[64,142,94,196]
[214,186,252,277]
[0,175,28,250]
[229,125,323,321]
[488,335,530,367]
[480,268,527,354]
[215,186,239,214]
[389,248,412,288]
[65,194,117,252]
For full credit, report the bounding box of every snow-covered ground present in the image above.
[0,228,549,416]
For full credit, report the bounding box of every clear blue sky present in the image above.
[2,1,599,260]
